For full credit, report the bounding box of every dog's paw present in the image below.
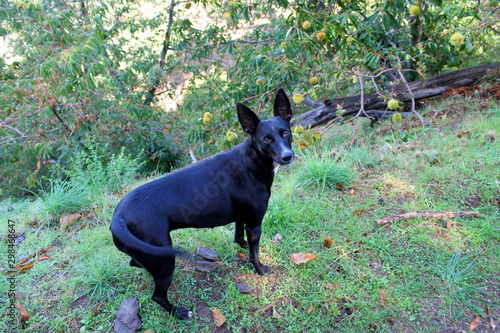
[256,264,271,275]
[174,307,193,320]
[235,239,248,249]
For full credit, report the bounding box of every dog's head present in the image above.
[236,88,294,165]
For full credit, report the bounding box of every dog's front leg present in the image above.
[245,224,271,275]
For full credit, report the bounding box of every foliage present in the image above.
[0,0,181,195]
[63,136,142,194]
[1,0,498,196]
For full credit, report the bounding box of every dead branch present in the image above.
[376,211,483,225]
[293,62,500,128]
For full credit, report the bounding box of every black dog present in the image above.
[110,88,294,319]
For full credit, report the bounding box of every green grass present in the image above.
[1,96,499,332]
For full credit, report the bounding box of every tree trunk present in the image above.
[144,0,176,106]
[293,62,500,128]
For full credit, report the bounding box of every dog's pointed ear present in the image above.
[273,88,292,122]
[237,102,260,135]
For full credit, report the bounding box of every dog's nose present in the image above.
[281,153,294,164]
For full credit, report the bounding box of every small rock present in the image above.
[235,283,253,294]
[195,261,221,272]
[196,246,220,261]
[114,297,141,333]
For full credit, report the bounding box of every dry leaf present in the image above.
[237,253,247,262]
[250,300,278,314]
[18,246,53,266]
[9,254,51,273]
[445,219,453,229]
[16,300,30,323]
[379,287,387,306]
[323,237,333,249]
[457,130,471,138]
[212,307,226,327]
[60,212,82,230]
[324,283,340,290]
[486,307,496,330]
[469,315,481,330]
[272,306,282,319]
[354,209,365,216]
[307,304,313,314]
[349,189,355,196]
[288,253,318,265]
[272,233,283,245]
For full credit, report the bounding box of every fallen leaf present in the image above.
[486,307,496,330]
[272,233,283,245]
[17,246,53,266]
[212,307,226,327]
[250,300,278,314]
[16,263,34,272]
[354,209,365,217]
[457,130,471,138]
[323,237,333,248]
[288,253,318,265]
[237,253,247,262]
[60,212,82,230]
[470,315,481,330]
[307,304,313,314]
[9,254,52,273]
[12,232,26,246]
[349,189,355,196]
[324,283,340,290]
[16,300,30,323]
[272,306,282,319]
[379,287,387,306]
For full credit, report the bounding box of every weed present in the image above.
[433,252,485,308]
[295,148,355,192]
[36,180,89,217]
[64,136,141,194]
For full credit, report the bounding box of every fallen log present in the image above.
[376,211,483,225]
[293,62,500,128]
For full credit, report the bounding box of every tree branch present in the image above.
[144,0,176,105]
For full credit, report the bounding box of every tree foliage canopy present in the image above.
[0,0,498,195]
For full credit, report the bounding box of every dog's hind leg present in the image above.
[145,257,193,320]
[234,221,248,249]
[129,258,143,268]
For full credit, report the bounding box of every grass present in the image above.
[1,94,499,332]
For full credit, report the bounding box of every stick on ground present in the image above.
[376,211,483,225]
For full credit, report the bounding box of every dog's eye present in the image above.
[283,130,290,136]
[263,136,272,143]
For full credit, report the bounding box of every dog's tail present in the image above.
[110,215,190,260]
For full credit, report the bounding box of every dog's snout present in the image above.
[281,151,294,164]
